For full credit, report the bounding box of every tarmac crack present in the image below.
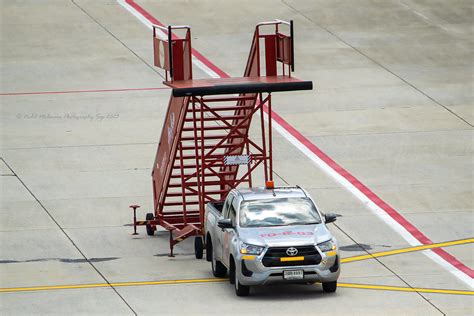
[0,257,120,264]
[339,243,391,252]
[0,158,138,316]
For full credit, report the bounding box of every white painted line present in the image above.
[192,57,221,79]
[118,0,153,30]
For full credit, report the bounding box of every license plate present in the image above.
[283,270,304,280]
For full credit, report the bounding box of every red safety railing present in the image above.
[244,19,294,77]
[153,25,193,81]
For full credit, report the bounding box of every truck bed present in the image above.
[207,201,224,214]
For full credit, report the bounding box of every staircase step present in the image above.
[200,95,256,103]
[166,189,228,197]
[184,115,247,122]
[182,125,249,132]
[180,135,244,141]
[163,201,200,206]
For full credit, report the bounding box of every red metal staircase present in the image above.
[131,21,312,257]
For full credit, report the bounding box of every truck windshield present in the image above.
[239,197,321,228]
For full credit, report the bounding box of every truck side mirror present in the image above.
[217,218,233,229]
[324,213,338,224]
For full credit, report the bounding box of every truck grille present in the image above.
[262,245,322,267]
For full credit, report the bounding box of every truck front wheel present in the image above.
[209,238,227,277]
[233,260,250,296]
[206,234,212,262]
[322,281,337,293]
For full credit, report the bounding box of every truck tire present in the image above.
[233,259,250,296]
[229,258,235,285]
[322,281,337,293]
[212,257,227,278]
[194,237,204,259]
[206,235,212,262]
[145,213,154,236]
[209,240,227,277]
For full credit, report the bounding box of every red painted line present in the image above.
[127,0,473,279]
[0,87,168,96]
[126,0,163,27]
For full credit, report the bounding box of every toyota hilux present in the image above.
[204,185,340,296]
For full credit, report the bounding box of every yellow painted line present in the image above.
[0,283,109,293]
[338,283,474,296]
[280,256,305,262]
[0,278,472,295]
[341,238,474,263]
[1,238,472,295]
[0,278,227,293]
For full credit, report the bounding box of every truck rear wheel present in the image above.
[322,281,337,293]
[145,213,155,236]
[194,237,204,259]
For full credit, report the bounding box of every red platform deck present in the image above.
[165,76,312,97]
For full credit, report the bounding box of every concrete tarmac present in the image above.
[1,0,473,315]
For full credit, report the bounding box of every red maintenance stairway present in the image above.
[130,20,313,257]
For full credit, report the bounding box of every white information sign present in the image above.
[224,155,251,166]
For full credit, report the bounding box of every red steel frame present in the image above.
[131,20,311,256]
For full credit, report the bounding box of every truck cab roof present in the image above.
[235,186,307,201]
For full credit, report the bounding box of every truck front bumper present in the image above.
[236,251,340,286]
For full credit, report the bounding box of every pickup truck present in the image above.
[204,185,340,296]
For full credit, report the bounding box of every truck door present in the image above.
[217,194,234,261]
[222,199,237,267]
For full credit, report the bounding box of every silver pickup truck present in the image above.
[204,186,340,296]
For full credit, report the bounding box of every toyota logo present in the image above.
[286,247,298,256]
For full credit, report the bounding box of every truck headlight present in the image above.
[240,243,265,255]
[317,240,336,252]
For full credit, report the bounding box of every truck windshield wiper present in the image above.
[292,221,320,225]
